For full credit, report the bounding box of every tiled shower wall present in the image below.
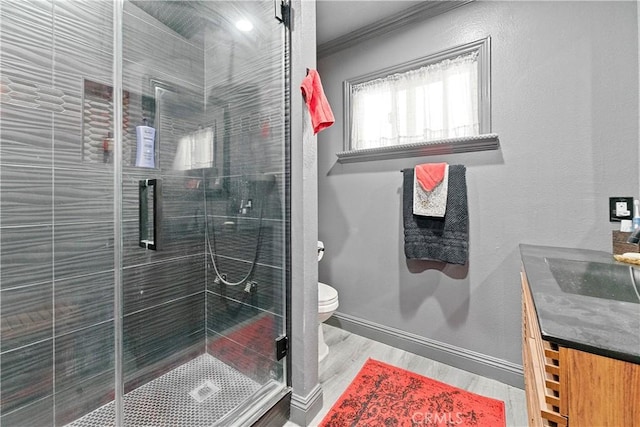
[0,1,207,425]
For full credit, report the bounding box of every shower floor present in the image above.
[67,353,261,427]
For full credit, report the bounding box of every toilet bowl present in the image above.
[318,281,339,362]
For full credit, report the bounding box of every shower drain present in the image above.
[189,380,220,403]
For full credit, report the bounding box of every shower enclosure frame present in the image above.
[0,0,293,424]
[111,0,293,424]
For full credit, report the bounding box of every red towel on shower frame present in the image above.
[300,69,335,134]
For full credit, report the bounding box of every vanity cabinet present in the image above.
[521,271,640,427]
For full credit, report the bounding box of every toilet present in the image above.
[318,282,339,362]
[317,241,339,362]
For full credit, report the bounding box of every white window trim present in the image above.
[339,37,497,163]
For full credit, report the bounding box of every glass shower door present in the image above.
[117,0,289,425]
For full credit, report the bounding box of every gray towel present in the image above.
[403,165,468,264]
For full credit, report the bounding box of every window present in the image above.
[339,37,496,162]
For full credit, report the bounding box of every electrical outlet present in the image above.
[609,197,633,222]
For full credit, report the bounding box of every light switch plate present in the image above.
[610,197,633,222]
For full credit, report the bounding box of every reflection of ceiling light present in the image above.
[235,19,253,32]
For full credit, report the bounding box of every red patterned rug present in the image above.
[320,359,505,427]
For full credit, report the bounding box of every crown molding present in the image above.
[318,0,475,58]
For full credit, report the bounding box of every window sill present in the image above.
[335,133,500,163]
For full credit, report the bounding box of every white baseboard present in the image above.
[328,312,524,389]
[289,383,323,426]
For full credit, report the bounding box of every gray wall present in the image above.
[290,0,323,424]
[317,0,639,383]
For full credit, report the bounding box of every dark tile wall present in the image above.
[123,293,205,391]
[54,323,115,425]
[1,339,54,415]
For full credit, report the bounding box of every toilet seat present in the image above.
[318,282,339,313]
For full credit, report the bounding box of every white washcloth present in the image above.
[413,164,449,217]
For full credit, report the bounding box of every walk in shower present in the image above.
[0,0,290,425]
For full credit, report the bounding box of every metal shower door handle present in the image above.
[139,179,162,250]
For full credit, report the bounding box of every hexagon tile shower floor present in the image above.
[68,354,260,427]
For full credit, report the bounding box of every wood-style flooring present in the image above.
[285,323,528,426]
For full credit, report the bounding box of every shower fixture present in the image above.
[205,174,276,287]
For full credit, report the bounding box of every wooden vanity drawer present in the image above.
[521,272,539,340]
[524,337,566,426]
[522,274,568,427]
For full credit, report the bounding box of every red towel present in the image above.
[300,69,335,135]
[415,163,447,191]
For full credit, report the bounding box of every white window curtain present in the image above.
[351,52,479,150]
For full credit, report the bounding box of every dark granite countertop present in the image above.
[520,244,640,365]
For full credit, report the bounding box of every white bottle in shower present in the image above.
[135,118,156,168]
